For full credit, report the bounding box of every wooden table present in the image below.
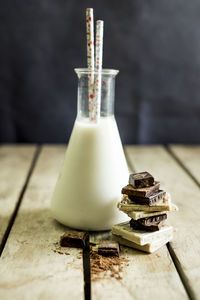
[0,145,199,300]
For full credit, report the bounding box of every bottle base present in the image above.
[51,209,130,231]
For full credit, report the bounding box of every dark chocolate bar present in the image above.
[130,221,165,232]
[139,214,167,225]
[130,214,167,232]
[129,172,154,188]
[128,190,166,206]
[98,240,119,257]
[98,240,120,257]
[122,181,160,198]
[60,231,89,248]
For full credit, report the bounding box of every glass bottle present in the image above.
[51,68,129,230]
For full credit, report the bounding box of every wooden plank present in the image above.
[90,151,188,300]
[169,145,200,184]
[0,145,36,246]
[125,145,200,300]
[0,146,84,300]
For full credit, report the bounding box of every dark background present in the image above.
[0,0,200,144]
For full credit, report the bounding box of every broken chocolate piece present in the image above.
[60,231,89,248]
[130,214,167,232]
[122,181,160,198]
[128,190,166,206]
[98,240,120,257]
[129,172,154,188]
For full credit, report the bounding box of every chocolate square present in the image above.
[60,231,89,248]
[129,172,154,188]
[122,181,160,198]
[128,190,166,206]
[130,214,167,232]
[98,240,120,257]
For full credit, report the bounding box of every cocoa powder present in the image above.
[90,250,129,281]
[53,246,71,256]
[53,241,129,281]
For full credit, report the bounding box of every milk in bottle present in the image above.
[51,69,130,230]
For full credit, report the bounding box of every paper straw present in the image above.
[95,20,104,72]
[86,8,95,121]
[92,20,104,121]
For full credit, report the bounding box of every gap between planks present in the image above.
[0,146,40,256]
[82,234,91,300]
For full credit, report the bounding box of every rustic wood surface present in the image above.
[90,152,188,300]
[0,146,84,300]
[0,145,36,246]
[90,233,187,300]
[125,145,200,300]
[169,145,200,184]
[0,145,199,300]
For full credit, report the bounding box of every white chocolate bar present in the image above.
[112,234,173,253]
[118,202,178,213]
[112,221,173,246]
[127,210,168,220]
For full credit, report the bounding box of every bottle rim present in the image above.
[74,68,119,75]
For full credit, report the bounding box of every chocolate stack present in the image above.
[112,172,178,253]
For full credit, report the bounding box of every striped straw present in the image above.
[86,8,95,121]
[92,20,104,121]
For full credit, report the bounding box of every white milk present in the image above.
[51,116,130,230]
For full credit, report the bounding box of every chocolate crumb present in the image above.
[53,247,71,255]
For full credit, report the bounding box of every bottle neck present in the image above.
[75,68,119,120]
